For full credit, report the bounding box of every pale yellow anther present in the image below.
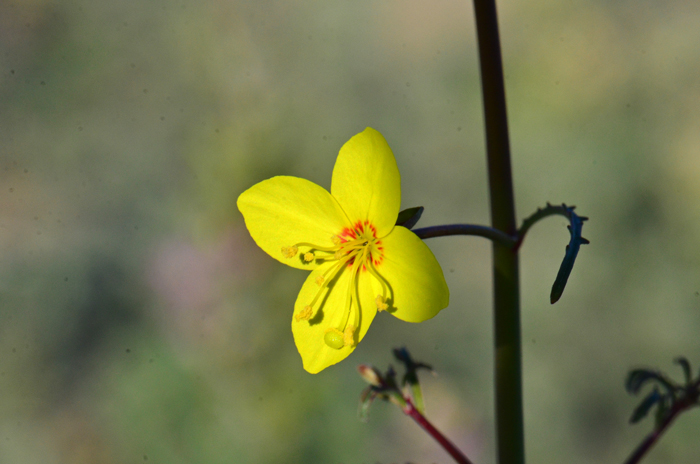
[331,235,342,245]
[295,305,313,322]
[281,245,298,258]
[334,250,344,260]
[343,325,356,346]
[315,275,325,286]
[303,252,315,262]
[375,295,388,311]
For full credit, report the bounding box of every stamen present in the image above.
[324,328,344,349]
[375,295,388,311]
[312,253,338,262]
[367,259,391,305]
[291,241,338,253]
[315,275,324,285]
[303,252,315,262]
[334,249,363,333]
[294,305,313,322]
[343,325,356,346]
[281,245,298,258]
[303,254,356,316]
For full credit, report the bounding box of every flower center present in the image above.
[283,220,392,349]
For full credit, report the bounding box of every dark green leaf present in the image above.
[626,369,657,394]
[674,357,692,385]
[517,203,588,304]
[550,207,589,304]
[626,369,677,396]
[630,388,662,424]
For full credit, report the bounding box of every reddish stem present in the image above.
[624,380,700,464]
[402,398,475,464]
[624,407,681,464]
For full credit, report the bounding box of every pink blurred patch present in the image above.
[147,226,267,319]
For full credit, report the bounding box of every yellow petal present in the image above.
[237,176,350,270]
[372,226,449,322]
[331,128,401,238]
[292,262,377,373]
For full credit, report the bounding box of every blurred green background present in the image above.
[1,0,699,463]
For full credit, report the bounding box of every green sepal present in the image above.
[356,364,405,421]
[396,206,424,230]
[358,386,376,422]
[393,347,433,414]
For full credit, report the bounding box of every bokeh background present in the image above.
[1,0,699,463]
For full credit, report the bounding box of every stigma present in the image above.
[285,220,392,349]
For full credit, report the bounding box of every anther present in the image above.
[343,326,356,346]
[281,245,298,258]
[315,275,324,286]
[331,235,342,245]
[303,252,315,262]
[295,305,313,322]
[324,328,344,350]
[375,295,388,311]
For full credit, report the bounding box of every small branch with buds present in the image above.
[358,348,475,464]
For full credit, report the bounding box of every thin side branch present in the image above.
[412,224,515,247]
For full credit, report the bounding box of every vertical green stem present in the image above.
[471,1,524,464]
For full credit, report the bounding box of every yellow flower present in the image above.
[237,128,449,373]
